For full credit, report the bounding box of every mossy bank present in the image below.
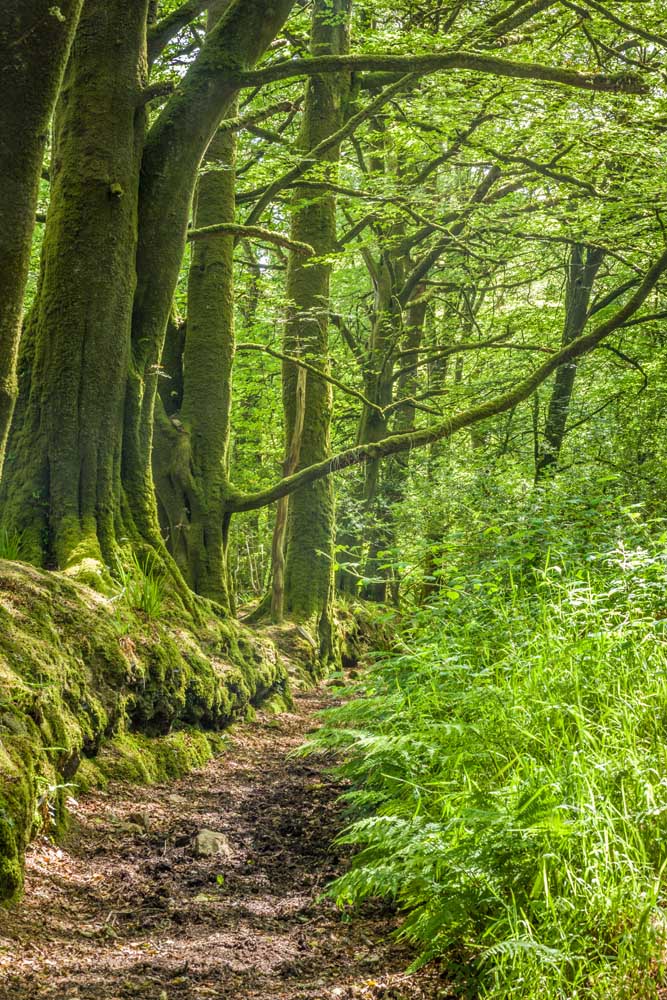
[0,560,292,903]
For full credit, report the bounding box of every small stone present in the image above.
[192,829,233,859]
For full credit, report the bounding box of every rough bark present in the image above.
[153,1,238,609]
[0,0,83,477]
[124,0,295,549]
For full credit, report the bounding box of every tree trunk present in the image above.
[0,0,83,477]
[535,244,604,480]
[280,0,351,659]
[153,1,238,610]
[359,257,402,602]
[0,0,148,572]
[123,0,295,552]
[2,0,294,582]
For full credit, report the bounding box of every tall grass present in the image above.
[114,550,165,618]
[310,544,667,998]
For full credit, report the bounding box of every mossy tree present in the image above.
[153,0,238,609]
[0,0,295,576]
[0,1,83,477]
[276,0,351,659]
[0,0,658,608]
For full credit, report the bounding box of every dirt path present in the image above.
[0,689,446,1000]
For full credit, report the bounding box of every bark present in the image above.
[273,368,307,623]
[0,0,148,569]
[358,258,401,602]
[535,244,604,479]
[279,0,351,660]
[0,1,83,478]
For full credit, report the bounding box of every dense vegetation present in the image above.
[3,0,667,995]
[311,495,667,997]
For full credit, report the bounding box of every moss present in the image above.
[0,814,21,901]
[89,727,226,786]
[0,560,288,904]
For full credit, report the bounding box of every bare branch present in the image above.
[187,223,313,255]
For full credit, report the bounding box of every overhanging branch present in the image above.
[231,50,647,93]
[148,0,208,62]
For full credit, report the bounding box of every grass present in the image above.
[0,527,24,561]
[309,543,667,998]
[114,550,165,618]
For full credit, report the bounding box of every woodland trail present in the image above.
[0,688,446,1000]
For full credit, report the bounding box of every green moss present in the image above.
[90,727,226,785]
[0,560,288,904]
[0,815,21,901]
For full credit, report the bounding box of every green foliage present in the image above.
[309,527,667,998]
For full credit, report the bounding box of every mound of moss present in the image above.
[0,561,289,902]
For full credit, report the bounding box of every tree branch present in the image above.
[187,223,313,255]
[226,245,667,513]
[148,0,208,62]
[575,0,667,48]
[236,343,380,411]
[243,73,416,227]
[231,51,646,94]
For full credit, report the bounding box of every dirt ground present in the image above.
[0,688,450,1000]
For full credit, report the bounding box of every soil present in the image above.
[0,687,449,1000]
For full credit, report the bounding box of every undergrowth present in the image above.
[114,550,165,618]
[310,523,667,998]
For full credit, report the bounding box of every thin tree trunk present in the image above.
[280,0,351,659]
[535,244,604,480]
[153,1,238,610]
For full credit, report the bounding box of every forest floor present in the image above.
[0,686,448,1000]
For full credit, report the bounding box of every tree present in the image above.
[0,1,83,476]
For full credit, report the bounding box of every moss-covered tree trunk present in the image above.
[0,0,149,571]
[535,244,604,480]
[124,0,295,555]
[153,1,237,609]
[280,0,350,659]
[1,0,294,580]
[0,1,83,477]
[382,288,428,605]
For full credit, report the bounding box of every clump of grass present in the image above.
[309,545,667,998]
[114,550,165,618]
[0,527,24,561]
